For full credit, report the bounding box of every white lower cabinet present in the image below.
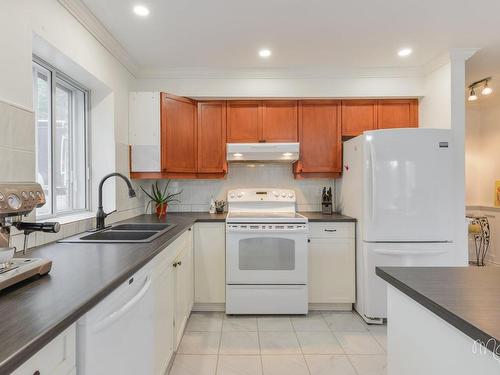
[12,324,76,375]
[194,223,226,305]
[151,247,175,375]
[173,227,194,350]
[308,222,355,304]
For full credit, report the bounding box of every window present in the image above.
[32,57,89,218]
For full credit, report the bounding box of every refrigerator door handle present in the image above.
[368,142,376,223]
[373,249,448,256]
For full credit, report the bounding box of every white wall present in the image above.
[465,98,500,265]
[134,74,425,98]
[420,62,452,129]
[0,0,145,249]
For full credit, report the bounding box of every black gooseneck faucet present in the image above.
[95,173,136,231]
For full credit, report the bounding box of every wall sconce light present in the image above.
[468,77,493,101]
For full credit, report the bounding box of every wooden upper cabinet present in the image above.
[341,100,377,137]
[226,101,262,143]
[297,100,342,174]
[161,93,197,173]
[377,99,418,129]
[227,100,298,143]
[197,101,227,173]
[261,100,298,142]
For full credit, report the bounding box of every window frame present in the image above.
[32,55,91,219]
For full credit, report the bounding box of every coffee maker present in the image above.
[0,183,59,291]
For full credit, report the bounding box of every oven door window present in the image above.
[239,237,295,270]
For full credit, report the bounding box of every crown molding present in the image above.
[57,0,140,77]
[136,65,425,80]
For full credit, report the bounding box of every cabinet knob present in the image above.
[188,227,192,231]
[173,263,178,268]
[307,239,311,243]
[177,261,182,266]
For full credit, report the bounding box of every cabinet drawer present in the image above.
[13,324,76,375]
[309,223,354,239]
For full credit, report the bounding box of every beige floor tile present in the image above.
[323,312,368,332]
[186,312,224,332]
[169,354,218,375]
[291,315,330,332]
[177,332,221,354]
[220,331,260,354]
[334,332,384,355]
[261,355,309,375]
[368,325,387,350]
[296,331,344,354]
[223,316,258,332]
[349,354,387,375]
[257,316,294,331]
[305,355,357,375]
[259,331,301,354]
[217,355,263,375]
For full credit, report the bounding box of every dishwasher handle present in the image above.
[93,276,152,333]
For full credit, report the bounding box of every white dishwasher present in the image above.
[77,263,154,375]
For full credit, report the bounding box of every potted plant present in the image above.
[141,180,182,217]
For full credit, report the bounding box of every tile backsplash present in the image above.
[153,163,335,213]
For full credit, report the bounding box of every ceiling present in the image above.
[81,0,500,75]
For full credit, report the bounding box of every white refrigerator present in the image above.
[337,128,463,323]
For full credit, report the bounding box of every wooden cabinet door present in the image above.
[161,92,197,173]
[377,99,418,129]
[262,100,298,142]
[297,100,342,173]
[341,100,377,137]
[197,101,227,173]
[308,237,355,303]
[226,101,262,143]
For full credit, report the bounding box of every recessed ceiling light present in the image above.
[133,5,150,17]
[259,49,272,58]
[397,48,412,57]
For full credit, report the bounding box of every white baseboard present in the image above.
[192,303,226,312]
[192,302,353,312]
[309,303,353,311]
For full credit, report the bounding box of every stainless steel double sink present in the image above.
[60,223,176,243]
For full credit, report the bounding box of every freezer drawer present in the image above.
[362,241,456,320]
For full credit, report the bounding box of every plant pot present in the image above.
[155,203,168,217]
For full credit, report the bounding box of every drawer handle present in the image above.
[324,229,337,232]
[33,371,40,375]
[173,263,178,267]
[177,261,182,266]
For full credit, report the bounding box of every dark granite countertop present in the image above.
[299,212,356,222]
[377,266,500,353]
[0,212,224,374]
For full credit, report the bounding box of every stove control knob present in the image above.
[229,193,235,199]
[281,192,286,198]
[21,191,28,200]
[237,192,243,199]
[29,191,35,199]
[288,192,294,198]
[273,191,279,197]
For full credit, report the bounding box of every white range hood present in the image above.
[227,143,299,162]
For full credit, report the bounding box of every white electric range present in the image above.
[225,188,309,315]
